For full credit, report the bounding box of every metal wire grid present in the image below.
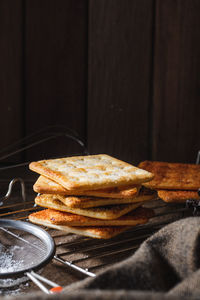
[0,226,49,274]
[0,187,189,278]
[0,129,196,292]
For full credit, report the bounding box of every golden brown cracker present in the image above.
[28,210,130,239]
[158,190,199,203]
[55,187,156,209]
[35,194,142,220]
[138,161,200,190]
[34,175,139,198]
[29,154,154,191]
[43,206,154,226]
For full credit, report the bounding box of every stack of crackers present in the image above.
[138,161,200,203]
[28,154,155,239]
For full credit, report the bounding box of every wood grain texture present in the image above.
[87,0,154,165]
[2,0,200,166]
[0,1,23,163]
[25,0,87,160]
[152,0,200,163]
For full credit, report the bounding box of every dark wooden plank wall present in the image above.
[87,0,154,165]
[0,0,200,166]
[25,0,87,160]
[153,0,200,163]
[0,0,23,162]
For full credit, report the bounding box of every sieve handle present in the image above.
[26,271,62,294]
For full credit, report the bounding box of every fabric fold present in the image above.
[64,217,200,297]
[2,217,200,299]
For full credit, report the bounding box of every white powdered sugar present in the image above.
[0,244,24,273]
[0,244,28,291]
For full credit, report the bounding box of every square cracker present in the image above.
[34,175,139,199]
[54,195,140,209]
[33,207,154,226]
[138,161,200,190]
[157,190,200,203]
[35,194,141,220]
[29,210,130,239]
[29,154,154,191]
[55,187,156,208]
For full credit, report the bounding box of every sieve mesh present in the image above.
[0,220,55,279]
[0,229,47,274]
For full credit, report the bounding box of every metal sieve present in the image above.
[0,219,62,294]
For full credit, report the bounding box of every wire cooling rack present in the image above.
[0,182,189,278]
[0,128,195,285]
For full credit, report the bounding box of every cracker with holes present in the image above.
[29,209,130,239]
[29,154,154,191]
[33,175,139,198]
[35,194,142,220]
[138,161,200,190]
[50,187,156,209]
[31,207,154,226]
[157,190,200,203]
